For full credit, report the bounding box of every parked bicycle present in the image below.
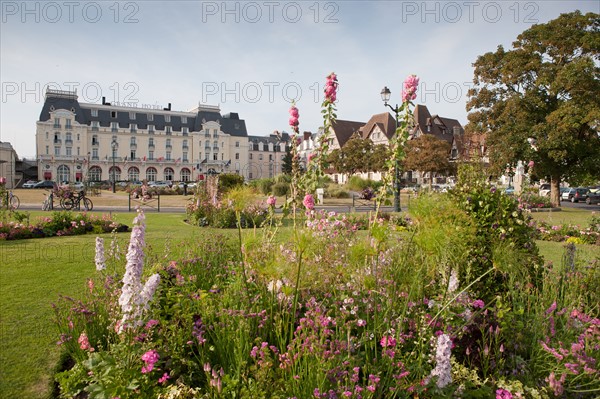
[0,190,20,210]
[42,191,54,211]
[62,190,93,211]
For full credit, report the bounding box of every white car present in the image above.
[22,180,37,188]
[149,181,171,188]
[71,182,85,190]
[538,183,551,197]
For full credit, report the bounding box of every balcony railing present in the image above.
[148,144,155,149]
[92,141,99,146]
[91,126,99,131]
[166,145,172,149]
[65,139,73,146]
[213,146,219,151]
[53,123,61,128]
[53,139,62,144]
[130,143,137,149]
[182,145,189,150]
[111,127,118,132]
[65,124,72,130]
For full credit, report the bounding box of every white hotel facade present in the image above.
[36,89,268,184]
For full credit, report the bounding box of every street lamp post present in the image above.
[380,86,401,212]
[111,140,117,193]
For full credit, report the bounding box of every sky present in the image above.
[1,0,598,158]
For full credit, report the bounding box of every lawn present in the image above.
[0,208,597,398]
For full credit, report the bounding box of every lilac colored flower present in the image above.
[545,301,557,315]
[267,195,276,206]
[402,74,419,102]
[95,237,106,271]
[528,160,534,168]
[303,194,315,210]
[140,273,161,312]
[472,299,485,309]
[496,388,513,399]
[145,319,159,330]
[430,333,452,388]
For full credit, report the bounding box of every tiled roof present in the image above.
[361,112,396,140]
[330,119,365,147]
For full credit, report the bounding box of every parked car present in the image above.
[561,187,589,203]
[539,183,551,197]
[149,181,171,188]
[586,186,600,205]
[33,180,57,189]
[71,182,85,190]
[22,180,37,188]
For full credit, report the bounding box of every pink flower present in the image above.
[141,350,159,374]
[528,160,534,168]
[472,299,485,309]
[307,153,316,163]
[145,319,159,330]
[267,195,276,206]
[380,335,397,348]
[289,104,300,133]
[158,372,170,384]
[496,388,513,399]
[303,194,315,210]
[289,106,299,118]
[402,74,419,102]
[78,332,94,351]
[324,72,338,103]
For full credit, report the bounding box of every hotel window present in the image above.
[130,150,136,159]
[45,132,49,139]
[45,145,49,155]
[54,118,60,128]
[54,147,60,155]
[182,139,188,149]
[149,151,154,160]
[249,153,253,160]
[148,113,154,121]
[213,153,218,161]
[166,139,172,147]
[235,141,240,147]
[165,115,171,122]
[65,119,72,129]
[66,147,72,156]
[92,148,98,159]
[259,154,263,160]
[111,122,118,132]
[130,124,137,133]
[77,133,80,141]
[91,121,99,131]
[182,127,189,135]
[91,109,98,117]
[149,138,154,146]
[213,129,218,137]
[129,112,136,120]
[166,152,172,161]
[111,111,117,118]
[166,126,172,135]
[130,137,136,146]
[181,116,187,123]
[182,152,188,162]
[205,129,210,137]
[92,135,98,145]
[235,153,239,160]
[77,147,80,156]
[148,125,155,134]
[66,132,72,143]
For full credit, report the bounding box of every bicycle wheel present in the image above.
[63,198,75,210]
[9,195,20,210]
[83,198,93,211]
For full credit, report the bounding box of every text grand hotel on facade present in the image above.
[36,89,288,183]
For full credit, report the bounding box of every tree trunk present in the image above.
[550,175,561,208]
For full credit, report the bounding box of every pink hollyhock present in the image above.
[267,195,276,206]
[528,160,534,168]
[496,388,513,399]
[289,105,300,133]
[303,194,315,210]
[78,332,94,351]
[402,74,419,102]
[324,72,338,103]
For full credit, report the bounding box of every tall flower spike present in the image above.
[289,104,300,134]
[95,237,106,271]
[430,333,452,388]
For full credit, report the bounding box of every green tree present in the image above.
[281,145,293,175]
[326,134,373,177]
[371,144,392,173]
[466,11,600,206]
[403,134,452,189]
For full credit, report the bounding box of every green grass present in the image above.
[530,207,596,227]
[0,208,597,398]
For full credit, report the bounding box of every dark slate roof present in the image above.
[331,119,365,147]
[248,132,291,144]
[39,90,248,137]
[361,113,396,140]
[412,105,458,144]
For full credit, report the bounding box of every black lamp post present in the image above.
[380,86,401,212]
[111,140,118,193]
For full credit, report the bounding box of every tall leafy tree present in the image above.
[466,11,600,206]
[403,134,452,189]
[281,145,293,175]
[326,134,373,177]
[371,144,392,173]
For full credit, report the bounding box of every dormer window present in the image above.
[165,115,171,123]
[148,113,154,121]
[91,109,98,117]
[129,112,136,120]
[181,116,187,124]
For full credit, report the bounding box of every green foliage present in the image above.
[466,11,600,204]
[218,173,245,193]
[449,163,543,301]
[249,178,275,195]
[272,182,289,197]
[346,176,381,192]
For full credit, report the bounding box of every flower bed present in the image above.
[534,214,600,245]
[0,211,128,240]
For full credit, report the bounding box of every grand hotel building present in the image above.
[36,89,288,184]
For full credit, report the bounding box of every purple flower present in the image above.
[496,388,513,399]
[472,299,485,309]
[141,350,159,373]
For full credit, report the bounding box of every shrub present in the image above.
[250,178,275,195]
[218,173,245,193]
[272,182,289,197]
[325,186,350,198]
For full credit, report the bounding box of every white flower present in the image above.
[140,273,161,312]
[95,237,106,271]
[430,333,452,388]
[447,269,459,294]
